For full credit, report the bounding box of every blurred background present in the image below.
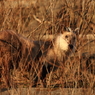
[0,0,95,93]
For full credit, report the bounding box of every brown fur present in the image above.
[0,28,78,87]
[0,30,41,87]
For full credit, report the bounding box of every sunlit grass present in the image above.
[0,0,95,95]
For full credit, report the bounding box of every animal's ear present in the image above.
[74,28,79,35]
[61,27,71,33]
[66,27,72,32]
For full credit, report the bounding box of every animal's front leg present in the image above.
[40,64,52,87]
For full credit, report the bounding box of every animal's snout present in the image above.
[69,44,73,50]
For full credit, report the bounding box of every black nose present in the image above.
[69,44,73,49]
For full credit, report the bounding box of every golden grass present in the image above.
[0,0,95,95]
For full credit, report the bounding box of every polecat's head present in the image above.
[56,27,79,53]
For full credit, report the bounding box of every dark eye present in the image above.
[65,35,68,38]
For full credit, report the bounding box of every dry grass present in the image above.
[0,0,95,95]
